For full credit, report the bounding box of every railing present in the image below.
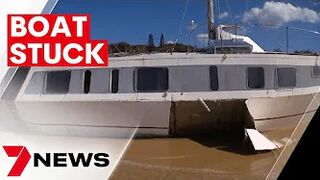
[188,21,320,55]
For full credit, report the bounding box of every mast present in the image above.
[207,0,216,39]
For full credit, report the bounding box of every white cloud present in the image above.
[165,40,174,45]
[219,12,229,19]
[242,1,320,26]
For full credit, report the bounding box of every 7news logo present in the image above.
[3,146,110,177]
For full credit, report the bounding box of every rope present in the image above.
[171,0,189,54]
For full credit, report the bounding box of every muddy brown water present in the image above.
[110,129,292,180]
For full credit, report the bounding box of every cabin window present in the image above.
[247,67,265,89]
[83,70,91,94]
[210,66,219,90]
[277,67,296,88]
[45,71,71,94]
[312,66,320,78]
[111,69,119,93]
[136,67,168,92]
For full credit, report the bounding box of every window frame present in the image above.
[312,66,320,78]
[135,67,169,92]
[110,69,119,93]
[276,67,297,89]
[44,70,71,94]
[246,67,265,89]
[83,70,91,94]
[209,66,219,91]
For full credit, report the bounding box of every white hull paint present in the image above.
[0,92,317,137]
[247,93,320,132]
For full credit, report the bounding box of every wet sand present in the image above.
[110,129,292,180]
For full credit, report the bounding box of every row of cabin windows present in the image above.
[45,66,300,94]
[45,69,120,94]
[246,67,297,89]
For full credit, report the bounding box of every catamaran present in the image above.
[0,0,319,152]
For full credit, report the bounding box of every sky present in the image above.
[53,0,320,52]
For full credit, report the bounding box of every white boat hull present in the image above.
[0,92,318,137]
[247,93,319,132]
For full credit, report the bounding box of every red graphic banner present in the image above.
[7,14,108,67]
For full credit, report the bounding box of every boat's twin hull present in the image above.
[0,93,318,138]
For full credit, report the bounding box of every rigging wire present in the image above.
[225,0,234,23]
[259,25,287,51]
[216,0,221,24]
[202,23,206,48]
[241,22,320,52]
[171,0,189,54]
[216,0,226,54]
[244,23,320,36]
[202,3,207,49]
